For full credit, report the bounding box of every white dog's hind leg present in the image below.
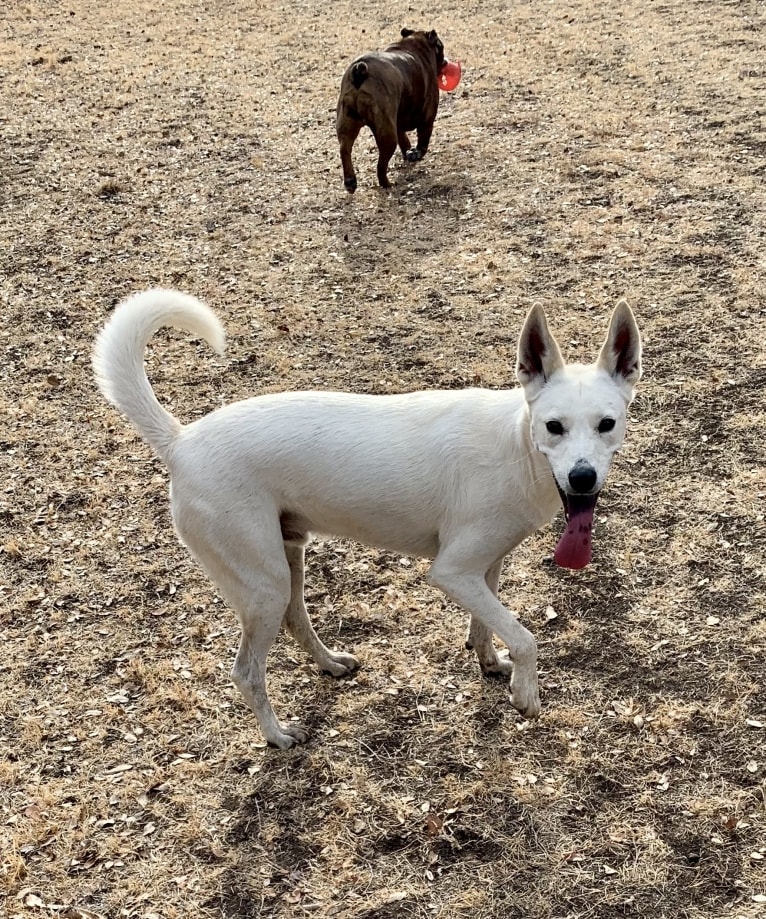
[178,515,307,749]
[227,563,309,748]
[231,615,309,750]
[465,561,513,678]
[283,544,359,676]
[429,544,540,719]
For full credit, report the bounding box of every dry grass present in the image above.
[1,0,765,917]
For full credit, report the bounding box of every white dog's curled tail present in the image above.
[92,288,226,459]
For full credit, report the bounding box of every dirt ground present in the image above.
[1,0,765,916]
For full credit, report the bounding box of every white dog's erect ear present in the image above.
[597,299,642,387]
[516,303,566,396]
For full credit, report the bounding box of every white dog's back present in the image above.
[94,289,557,559]
[171,386,551,557]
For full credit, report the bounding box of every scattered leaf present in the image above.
[425,814,443,837]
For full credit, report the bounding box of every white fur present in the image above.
[93,290,641,748]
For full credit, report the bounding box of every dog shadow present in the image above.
[334,167,476,278]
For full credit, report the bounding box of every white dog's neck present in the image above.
[514,401,561,525]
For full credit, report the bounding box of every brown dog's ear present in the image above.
[401,28,414,37]
[597,299,642,389]
[427,30,439,44]
[516,303,565,399]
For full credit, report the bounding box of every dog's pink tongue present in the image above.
[554,506,595,570]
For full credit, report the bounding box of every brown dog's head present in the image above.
[400,28,446,70]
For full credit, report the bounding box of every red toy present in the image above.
[438,60,462,92]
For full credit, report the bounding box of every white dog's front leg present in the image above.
[429,555,540,719]
[465,560,514,679]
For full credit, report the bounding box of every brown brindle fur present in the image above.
[336,28,445,192]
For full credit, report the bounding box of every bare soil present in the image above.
[1,1,765,917]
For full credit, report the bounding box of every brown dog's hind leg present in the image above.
[372,124,397,188]
[398,129,412,159]
[337,114,362,193]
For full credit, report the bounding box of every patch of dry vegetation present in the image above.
[1,1,764,917]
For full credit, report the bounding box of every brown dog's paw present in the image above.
[344,176,358,193]
[404,149,424,162]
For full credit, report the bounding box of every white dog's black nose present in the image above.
[568,462,597,494]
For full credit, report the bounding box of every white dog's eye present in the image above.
[598,417,616,433]
[546,420,565,436]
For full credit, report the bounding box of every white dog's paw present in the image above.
[509,676,541,720]
[268,722,310,749]
[478,650,514,679]
[320,650,360,678]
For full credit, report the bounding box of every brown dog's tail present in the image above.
[351,60,369,88]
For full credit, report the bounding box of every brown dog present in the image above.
[336,29,447,192]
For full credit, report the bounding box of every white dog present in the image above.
[93,290,641,748]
